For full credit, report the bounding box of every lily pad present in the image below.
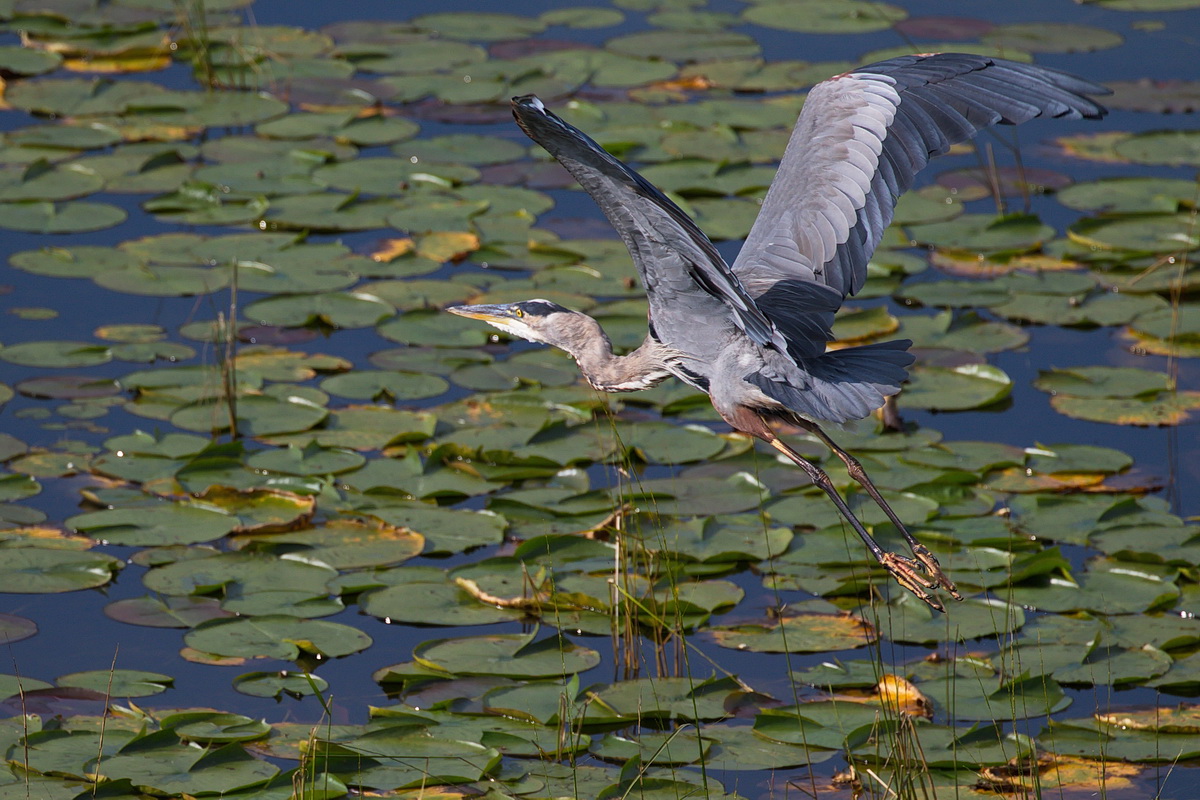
[898,363,1012,411]
[710,613,876,653]
[104,595,233,628]
[0,341,112,368]
[1035,366,1171,399]
[0,613,37,645]
[1057,177,1199,213]
[232,671,329,699]
[981,22,1123,52]
[319,370,449,401]
[1114,130,1200,166]
[184,615,373,661]
[909,213,1054,253]
[0,548,121,593]
[360,571,523,627]
[413,632,600,678]
[67,504,236,546]
[235,518,423,570]
[743,0,907,33]
[0,200,126,233]
[606,30,760,61]
[56,669,172,698]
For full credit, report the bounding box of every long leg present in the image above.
[765,435,949,612]
[792,420,961,601]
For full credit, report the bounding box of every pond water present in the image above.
[1,0,1199,798]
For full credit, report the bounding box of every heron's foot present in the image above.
[879,552,954,613]
[910,543,962,601]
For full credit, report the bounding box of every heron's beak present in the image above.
[446,303,519,324]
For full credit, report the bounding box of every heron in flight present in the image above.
[450,54,1108,610]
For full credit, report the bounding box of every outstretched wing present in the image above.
[733,54,1110,301]
[511,95,790,356]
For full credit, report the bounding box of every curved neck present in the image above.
[557,315,673,392]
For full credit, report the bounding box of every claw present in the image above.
[911,543,963,600]
[880,552,945,612]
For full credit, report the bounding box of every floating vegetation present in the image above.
[0,0,1197,798]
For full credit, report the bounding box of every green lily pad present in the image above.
[235,518,423,570]
[898,363,1012,411]
[246,443,366,476]
[607,29,760,61]
[1035,366,1171,399]
[909,213,1054,253]
[618,474,768,516]
[339,729,501,790]
[542,7,625,27]
[0,341,112,368]
[0,473,42,502]
[1057,177,1199,213]
[591,731,709,765]
[710,612,876,653]
[1034,367,1200,426]
[0,613,37,645]
[981,22,1123,52]
[898,310,1029,353]
[94,264,231,297]
[0,162,105,202]
[650,515,792,562]
[101,738,279,795]
[1070,213,1199,253]
[1041,717,1200,762]
[366,505,505,555]
[413,632,599,678]
[360,571,523,627]
[171,392,330,437]
[412,11,545,40]
[308,406,436,451]
[0,46,62,76]
[920,672,1071,721]
[232,671,329,699]
[104,595,233,628]
[378,310,491,347]
[1114,130,1200,166]
[1010,562,1179,614]
[67,504,236,546]
[245,291,394,329]
[9,245,140,278]
[397,134,526,166]
[263,194,401,232]
[1025,443,1133,475]
[185,615,373,661]
[743,0,906,32]
[897,280,1012,308]
[319,370,449,401]
[619,421,727,464]
[992,288,1166,327]
[695,723,834,770]
[886,594,1027,644]
[165,711,273,743]
[143,550,338,598]
[0,200,126,233]
[56,669,172,698]
[0,547,121,593]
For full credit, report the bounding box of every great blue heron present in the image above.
[449,54,1108,610]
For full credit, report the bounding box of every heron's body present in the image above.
[450,53,1108,610]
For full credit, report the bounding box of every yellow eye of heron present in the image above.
[513,308,524,318]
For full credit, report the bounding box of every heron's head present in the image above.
[447,299,579,347]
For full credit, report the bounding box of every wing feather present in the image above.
[510,95,791,356]
[733,53,1109,299]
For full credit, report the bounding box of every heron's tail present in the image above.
[749,339,913,424]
